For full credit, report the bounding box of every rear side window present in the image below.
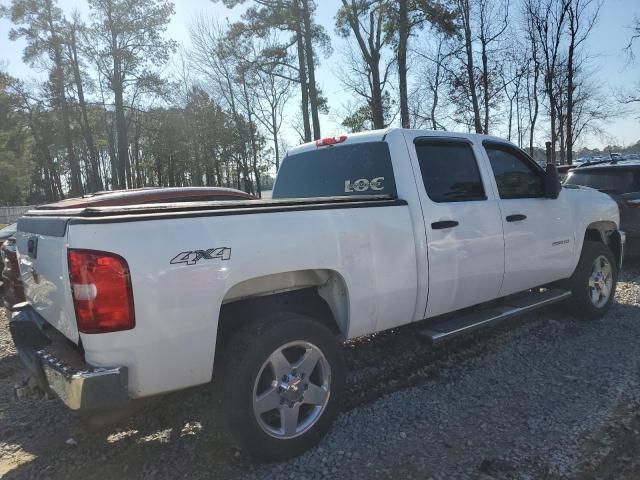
[414,139,486,202]
[565,170,638,194]
[273,142,397,199]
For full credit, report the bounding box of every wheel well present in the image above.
[216,270,349,352]
[584,221,622,268]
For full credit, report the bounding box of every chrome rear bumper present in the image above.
[9,304,128,410]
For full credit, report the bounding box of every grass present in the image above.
[0,224,7,229]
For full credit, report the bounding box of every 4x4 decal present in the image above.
[170,247,231,266]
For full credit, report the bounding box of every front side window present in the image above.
[484,144,544,199]
[414,139,486,202]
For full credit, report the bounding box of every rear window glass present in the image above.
[273,142,397,199]
[565,170,638,193]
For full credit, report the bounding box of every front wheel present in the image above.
[218,313,346,462]
[564,241,617,320]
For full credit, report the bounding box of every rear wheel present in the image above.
[218,313,345,462]
[564,241,617,320]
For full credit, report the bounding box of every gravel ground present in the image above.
[1,262,640,479]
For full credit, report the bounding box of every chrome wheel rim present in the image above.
[252,341,331,439]
[588,255,613,308]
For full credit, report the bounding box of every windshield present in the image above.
[273,142,397,199]
[565,170,638,194]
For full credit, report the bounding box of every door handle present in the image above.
[506,214,527,222]
[431,220,459,229]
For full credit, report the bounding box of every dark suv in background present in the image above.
[565,159,640,255]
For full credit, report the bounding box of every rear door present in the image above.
[409,137,505,318]
[483,142,575,296]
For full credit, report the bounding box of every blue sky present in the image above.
[1,0,639,149]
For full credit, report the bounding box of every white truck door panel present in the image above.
[499,197,574,294]
[482,142,575,296]
[407,136,505,318]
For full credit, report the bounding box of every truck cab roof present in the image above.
[286,128,510,157]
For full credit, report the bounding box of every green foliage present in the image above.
[8,0,65,66]
[341,91,395,132]
[0,73,31,205]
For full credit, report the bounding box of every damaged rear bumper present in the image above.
[9,304,128,410]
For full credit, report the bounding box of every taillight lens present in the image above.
[68,249,135,334]
[626,199,640,208]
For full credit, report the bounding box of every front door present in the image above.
[482,142,575,296]
[410,137,505,318]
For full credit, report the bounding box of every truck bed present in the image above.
[15,193,417,397]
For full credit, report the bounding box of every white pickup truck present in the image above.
[9,129,624,461]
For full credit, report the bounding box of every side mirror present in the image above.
[544,163,562,199]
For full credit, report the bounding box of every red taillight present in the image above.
[315,135,347,147]
[68,249,135,334]
[626,199,640,208]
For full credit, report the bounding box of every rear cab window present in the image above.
[414,138,486,202]
[273,142,397,199]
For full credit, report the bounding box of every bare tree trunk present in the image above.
[106,109,119,188]
[294,17,312,142]
[241,73,262,198]
[340,0,387,128]
[111,25,129,189]
[370,50,385,129]
[69,23,102,192]
[515,80,522,147]
[507,94,513,141]
[528,56,540,156]
[398,0,410,128]
[481,40,489,133]
[460,0,483,133]
[566,60,574,163]
[45,0,82,195]
[558,110,566,164]
[271,109,280,170]
[548,84,557,162]
[301,0,321,139]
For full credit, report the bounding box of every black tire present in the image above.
[564,240,617,320]
[217,312,346,462]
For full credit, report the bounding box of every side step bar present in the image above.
[418,289,571,345]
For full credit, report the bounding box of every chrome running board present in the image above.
[418,289,571,345]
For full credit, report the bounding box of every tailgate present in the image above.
[15,217,79,343]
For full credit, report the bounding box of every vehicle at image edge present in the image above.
[0,223,17,241]
[557,164,577,182]
[565,159,640,254]
[0,187,255,309]
[9,129,624,461]
[1,237,23,309]
[0,223,17,303]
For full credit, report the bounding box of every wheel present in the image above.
[564,241,617,320]
[217,313,346,462]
